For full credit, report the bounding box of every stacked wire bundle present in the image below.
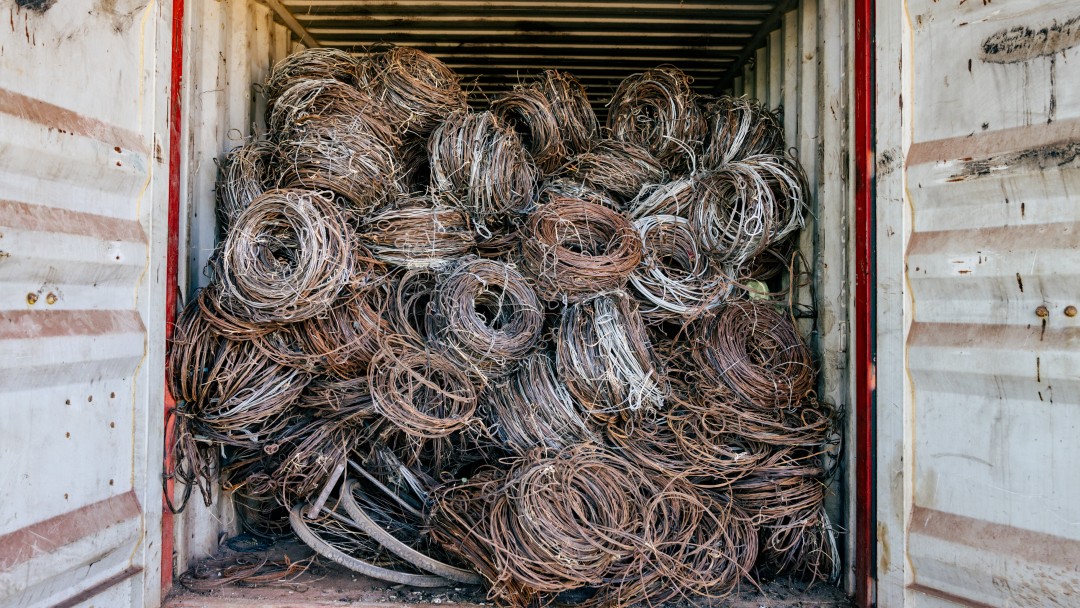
[173,46,840,604]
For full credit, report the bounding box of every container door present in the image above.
[882,0,1080,606]
[0,2,171,607]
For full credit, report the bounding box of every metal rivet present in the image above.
[1065,305,1077,318]
[26,292,37,305]
[45,292,57,305]
[1036,305,1049,318]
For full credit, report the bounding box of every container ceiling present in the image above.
[269,0,792,110]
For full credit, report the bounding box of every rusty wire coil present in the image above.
[384,267,439,346]
[278,114,403,216]
[690,156,808,266]
[265,48,360,110]
[559,138,665,201]
[196,282,276,340]
[217,140,278,230]
[626,176,697,219]
[606,66,706,173]
[520,196,643,302]
[427,256,544,375]
[693,393,836,447]
[557,291,667,423]
[491,86,567,175]
[269,78,377,140]
[298,373,377,420]
[269,417,356,504]
[629,214,735,322]
[359,196,475,268]
[597,479,759,607]
[534,69,599,154]
[358,46,467,137]
[483,445,655,605]
[665,407,770,488]
[693,300,815,410]
[759,506,840,583]
[428,466,508,587]
[369,336,481,439]
[483,352,598,455]
[217,189,354,324]
[541,177,620,210]
[428,110,538,235]
[704,96,785,168]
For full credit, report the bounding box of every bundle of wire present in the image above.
[428,110,538,235]
[426,256,544,375]
[606,66,706,173]
[520,195,643,301]
[531,69,599,155]
[216,140,278,230]
[704,95,786,168]
[358,46,468,137]
[265,48,360,110]
[491,86,567,175]
[359,196,475,268]
[559,138,665,201]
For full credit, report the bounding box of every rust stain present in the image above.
[0,199,146,243]
[1036,356,1041,382]
[0,490,140,570]
[946,139,1080,183]
[0,309,145,340]
[981,15,1080,64]
[52,567,142,608]
[907,116,1080,167]
[908,583,996,608]
[908,222,1078,257]
[910,505,1080,570]
[1016,273,1024,292]
[0,86,148,155]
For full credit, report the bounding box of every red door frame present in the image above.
[853,0,877,606]
[160,0,879,602]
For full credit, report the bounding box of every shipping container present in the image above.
[1,0,1078,607]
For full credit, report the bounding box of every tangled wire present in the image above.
[704,96,786,168]
[360,196,475,267]
[607,66,706,173]
[427,256,544,375]
[428,110,538,235]
[559,138,665,202]
[491,86,566,174]
[534,69,599,155]
[359,46,468,137]
[217,140,278,230]
[265,48,359,109]
[520,195,643,301]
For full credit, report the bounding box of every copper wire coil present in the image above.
[216,140,278,230]
[383,267,439,346]
[217,188,355,325]
[359,196,475,268]
[558,138,665,201]
[693,299,816,411]
[606,66,706,173]
[426,256,544,375]
[482,351,599,455]
[491,86,567,175]
[368,335,481,439]
[428,110,538,235]
[533,69,599,155]
[541,177,621,211]
[556,291,668,423]
[357,46,467,137]
[520,196,643,301]
[265,48,360,110]
[704,95,786,168]
[628,214,736,323]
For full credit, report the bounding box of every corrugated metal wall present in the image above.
[878,0,1080,606]
[0,1,172,607]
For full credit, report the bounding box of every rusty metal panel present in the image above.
[0,1,171,607]
[900,0,1080,606]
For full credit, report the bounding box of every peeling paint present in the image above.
[981,15,1080,63]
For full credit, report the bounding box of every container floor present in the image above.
[165,541,851,608]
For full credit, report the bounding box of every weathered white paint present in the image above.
[877,0,1080,606]
[755,45,769,102]
[768,28,783,110]
[0,1,171,606]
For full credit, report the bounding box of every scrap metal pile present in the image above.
[169,46,840,606]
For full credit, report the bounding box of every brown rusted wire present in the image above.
[357,46,467,138]
[369,335,481,439]
[359,195,475,268]
[427,256,544,375]
[217,189,354,325]
[482,351,598,455]
[383,267,439,346]
[265,48,360,110]
[217,140,278,230]
[558,138,665,202]
[704,96,786,168]
[693,299,816,411]
[533,69,599,155]
[520,195,643,302]
[179,553,312,593]
[556,291,668,424]
[428,110,538,235]
[491,86,567,175]
[606,66,706,174]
